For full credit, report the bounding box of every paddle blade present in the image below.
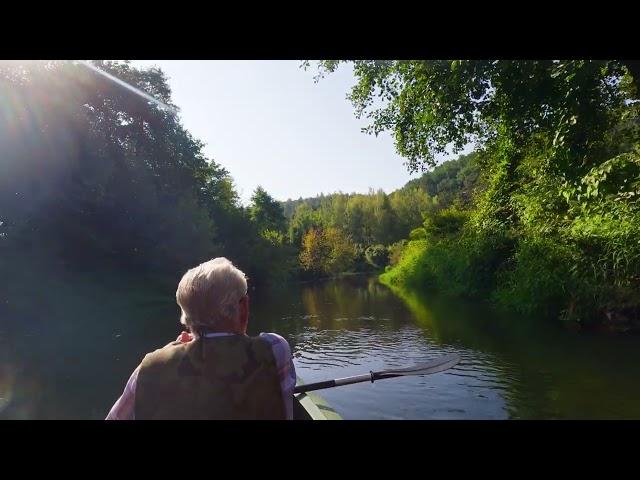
[374,353,460,378]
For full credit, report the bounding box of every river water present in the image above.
[2,274,640,419]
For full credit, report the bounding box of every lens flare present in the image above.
[77,61,178,116]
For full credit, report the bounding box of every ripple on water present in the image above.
[290,314,516,419]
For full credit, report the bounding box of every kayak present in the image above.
[293,392,342,420]
[293,377,342,420]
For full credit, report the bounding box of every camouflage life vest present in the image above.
[135,335,286,420]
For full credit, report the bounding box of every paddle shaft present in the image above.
[293,353,461,394]
[294,371,403,394]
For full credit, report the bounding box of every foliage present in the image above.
[423,207,469,240]
[408,228,426,241]
[281,144,486,281]
[308,60,633,172]
[321,59,640,328]
[402,152,481,207]
[0,61,292,286]
[364,244,389,269]
[6,59,639,331]
[249,186,287,234]
[299,227,356,277]
[387,240,408,267]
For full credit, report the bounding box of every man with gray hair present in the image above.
[106,257,296,420]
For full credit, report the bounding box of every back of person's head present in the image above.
[176,257,248,333]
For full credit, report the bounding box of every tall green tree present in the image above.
[308,60,634,171]
[288,202,323,245]
[0,61,296,287]
[249,186,287,234]
[0,60,229,273]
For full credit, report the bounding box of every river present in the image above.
[2,274,640,419]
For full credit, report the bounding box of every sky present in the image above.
[130,61,457,205]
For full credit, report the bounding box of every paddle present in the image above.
[293,353,461,394]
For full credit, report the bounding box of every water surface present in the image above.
[2,274,640,419]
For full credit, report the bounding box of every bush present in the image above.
[299,227,356,277]
[381,223,515,300]
[423,207,469,240]
[364,244,389,269]
[492,237,577,319]
[408,227,427,241]
[387,240,407,267]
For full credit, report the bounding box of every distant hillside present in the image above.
[280,152,481,218]
[400,151,480,207]
[281,194,327,219]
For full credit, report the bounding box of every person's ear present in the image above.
[239,294,249,333]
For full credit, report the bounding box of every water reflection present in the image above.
[251,276,640,419]
[249,277,511,419]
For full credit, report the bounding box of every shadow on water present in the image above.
[384,285,640,419]
[0,262,182,419]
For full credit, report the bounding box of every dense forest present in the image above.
[2,60,639,332]
[0,61,300,289]
[281,152,479,276]
[308,60,640,331]
[0,60,469,286]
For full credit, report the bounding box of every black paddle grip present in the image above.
[294,379,337,394]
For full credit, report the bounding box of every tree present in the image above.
[327,60,640,326]
[249,186,287,234]
[289,202,323,245]
[389,187,434,237]
[299,227,356,276]
[323,227,357,274]
[371,190,398,245]
[308,60,632,172]
[0,61,295,286]
[299,228,327,276]
[0,60,226,273]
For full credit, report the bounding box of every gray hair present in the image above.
[176,257,248,331]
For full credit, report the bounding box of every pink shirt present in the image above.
[106,332,296,420]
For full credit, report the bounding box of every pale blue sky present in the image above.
[131,61,455,205]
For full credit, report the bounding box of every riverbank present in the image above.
[379,239,640,335]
